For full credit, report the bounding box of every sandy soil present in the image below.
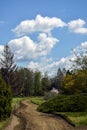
[3,115,20,130]
[3,100,87,130]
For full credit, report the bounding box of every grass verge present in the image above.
[64,112,87,126]
[0,118,10,130]
[0,97,27,130]
[56,112,87,126]
[30,97,44,105]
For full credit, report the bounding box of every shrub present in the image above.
[0,75,12,120]
[38,94,87,113]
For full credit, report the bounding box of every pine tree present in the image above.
[0,72,12,120]
[0,44,17,95]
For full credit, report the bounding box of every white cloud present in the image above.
[27,57,70,76]
[8,33,58,62]
[12,14,66,36]
[68,19,87,34]
[0,45,4,63]
[0,45,4,55]
[28,41,87,75]
[1,40,87,76]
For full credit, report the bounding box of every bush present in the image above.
[0,75,12,120]
[38,94,87,113]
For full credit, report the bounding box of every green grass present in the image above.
[57,112,87,126]
[31,97,44,105]
[1,97,87,128]
[0,118,10,130]
[0,97,27,130]
[12,97,25,109]
[0,96,42,130]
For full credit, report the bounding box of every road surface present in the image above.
[3,100,87,130]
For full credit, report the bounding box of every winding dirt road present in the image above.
[3,100,87,130]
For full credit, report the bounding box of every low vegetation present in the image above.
[37,94,87,126]
[0,118,10,130]
[12,97,26,109]
[30,97,44,105]
[0,97,26,130]
[58,112,87,126]
[38,94,87,113]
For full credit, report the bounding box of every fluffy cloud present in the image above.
[12,15,66,36]
[28,41,87,75]
[68,19,87,34]
[8,33,58,62]
[27,57,72,76]
[1,40,87,76]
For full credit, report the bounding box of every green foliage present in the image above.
[31,97,44,105]
[0,44,17,96]
[34,71,42,96]
[0,75,12,121]
[41,72,51,93]
[0,118,10,130]
[19,68,35,96]
[61,112,87,126]
[12,97,26,109]
[50,68,64,91]
[63,69,87,94]
[38,94,87,113]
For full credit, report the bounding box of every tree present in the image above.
[0,44,17,95]
[63,69,87,94]
[74,70,87,93]
[63,50,87,94]
[0,73,12,120]
[56,68,63,90]
[41,72,51,93]
[51,68,63,92]
[20,68,34,96]
[34,71,42,96]
[71,50,87,71]
[62,73,75,94]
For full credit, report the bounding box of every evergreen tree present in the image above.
[0,73,12,120]
[34,71,42,96]
[20,68,34,96]
[41,72,51,93]
[0,44,17,95]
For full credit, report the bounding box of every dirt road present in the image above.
[3,100,87,130]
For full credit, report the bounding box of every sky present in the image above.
[0,0,87,75]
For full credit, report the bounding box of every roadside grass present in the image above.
[0,97,27,130]
[0,118,10,130]
[30,97,44,105]
[55,112,87,126]
[31,97,87,126]
[37,94,87,127]
[1,96,87,129]
[0,96,43,130]
[12,97,26,109]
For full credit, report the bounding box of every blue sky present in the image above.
[0,0,87,75]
